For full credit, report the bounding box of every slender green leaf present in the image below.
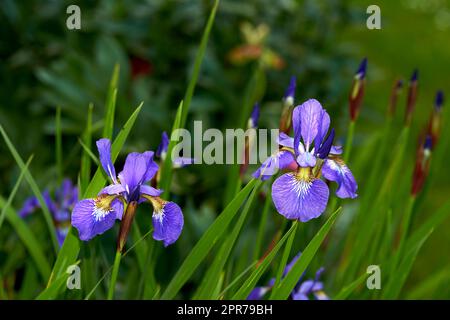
[180,0,219,125]
[231,222,298,300]
[0,196,51,280]
[103,64,120,139]
[80,103,94,193]
[55,106,63,184]
[271,208,342,299]
[0,124,59,253]
[334,272,368,300]
[161,179,257,299]
[194,180,262,299]
[0,155,33,231]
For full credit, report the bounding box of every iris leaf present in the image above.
[161,179,257,299]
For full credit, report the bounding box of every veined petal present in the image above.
[118,151,158,194]
[152,201,184,247]
[277,132,294,148]
[99,184,126,196]
[315,110,330,148]
[298,99,324,149]
[272,172,329,222]
[140,185,163,197]
[96,138,117,183]
[71,197,123,241]
[322,158,358,199]
[252,150,295,181]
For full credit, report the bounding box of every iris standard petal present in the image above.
[71,198,123,241]
[322,158,358,199]
[152,201,184,247]
[96,138,117,183]
[315,109,330,147]
[118,152,156,193]
[271,172,329,222]
[296,152,317,167]
[298,99,324,149]
[252,150,295,181]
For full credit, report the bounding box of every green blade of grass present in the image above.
[334,272,368,300]
[180,0,219,126]
[55,106,62,184]
[80,103,94,193]
[0,155,33,232]
[231,222,298,300]
[383,228,433,299]
[219,260,257,298]
[0,124,59,253]
[194,180,262,299]
[0,196,51,281]
[161,179,257,299]
[78,138,99,167]
[406,264,450,299]
[103,64,120,140]
[269,221,298,298]
[42,103,143,298]
[270,208,342,300]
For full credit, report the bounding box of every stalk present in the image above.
[107,251,122,300]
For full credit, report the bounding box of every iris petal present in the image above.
[252,150,295,181]
[152,201,184,247]
[322,158,358,199]
[97,138,117,183]
[271,172,329,222]
[71,198,123,241]
[118,151,158,193]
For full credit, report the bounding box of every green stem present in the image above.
[270,221,298,298]
[391,195,416,275]
[107,251,122,300]
[253,179,274,261]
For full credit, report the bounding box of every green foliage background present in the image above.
[1,0,450,299]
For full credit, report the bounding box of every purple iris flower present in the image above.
[19,179,78,246]
[156,131,194,168]
[253,99,357,222]
[248,254,329,300]
[71,138,184,246]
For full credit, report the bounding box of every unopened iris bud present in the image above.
[247,102,260,129]
[349,58,367,121]
[388,79,403,116]
[404,69,419,127]
[280,76,297,134]
[429,90,444,145]
[283,76,296,108]
[117,201,138,253]
[411,135,432,196]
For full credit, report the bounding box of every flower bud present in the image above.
[404,69,419,127]
[349,58,367,121]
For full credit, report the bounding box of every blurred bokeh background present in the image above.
[1,0,450,298]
